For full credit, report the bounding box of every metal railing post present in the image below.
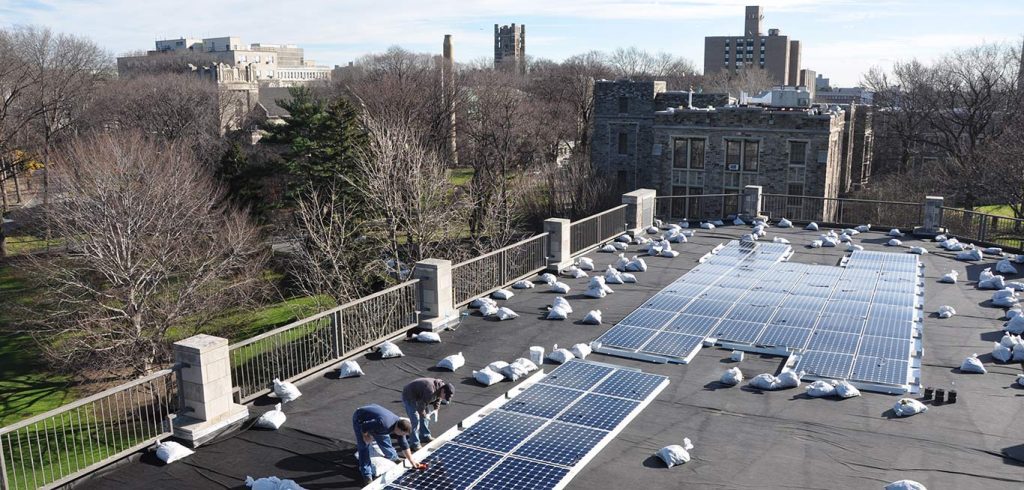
[1,437,9,490]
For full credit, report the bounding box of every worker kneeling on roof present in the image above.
[352,404,420,485]
[402,378,455,451]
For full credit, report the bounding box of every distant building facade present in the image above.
[494,24,526,74]
[704,5,804,87]
[591,80,874,219]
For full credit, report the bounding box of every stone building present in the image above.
[591,80,873,220]
[494,24,526,74]
[704,5,804,86]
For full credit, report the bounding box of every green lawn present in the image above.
[3,235,66,255]
[449,167,474,187]
[976,204,1018,218]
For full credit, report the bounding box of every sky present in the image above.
[2,0,1022,86]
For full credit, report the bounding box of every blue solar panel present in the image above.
[500,384,581,419]
[596,325,658,350]
[781,295,828,312]
[452,411,546,453]
[593,369,667,400]
[827,300,871,318]
[796,351,855,379]
[663,314,718,336]
[539,361,614,391]
[806,330,860,353]
[770,308,821,329]
[512,421,605,466]
[850,357,909,386]
[725,304,777,324]
[619,308,677,328]
[683,299,735,317]
[472,457,570,490]
[644,294,695,312]
[815,314,866,334]
[710,319,766,343]
[558,393,639,430]
[641,331,704,358]
[391,444,503,489]
[755,325,812,350]
[862,318,914,339]
[857,335,911,360]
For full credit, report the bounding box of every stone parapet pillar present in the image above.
[544,218,572,272]
[414,258,458,331]
[914,195,946,237]
[173,334,249,447]
[622,189,656,232]
[742,185,764,219]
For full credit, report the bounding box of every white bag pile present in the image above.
[337,360,364,378]
[846,243,864,252]
[562,266,588,279]
[983,247,1004,256]
[838,233,852,243]
[666,228,688,243]
[155,440,194,464]
[805,380,837,398]
[551,281,571,294]
[909,246,928,255]
[437,352,465,371]
[479,302,499,317]
[255,403,287,430]
[939,270,958,283]
[937,305,956,319]
[679,220,690,229]
[956,248,983,261]
[834,380,861,398]
[887,239,902,247]
[599,243,616,253]
[577,257,595,271]
[272,378,302,403]
[993,333,1024,362]
[614,253,630,271]
[500,361,530,381]
[624,256,648,272]
[1007,316,1024,335]
[996,259,1019,275]
[778,218,793,228]
[720,367,743,386]
[1008,308,1023,320]
[646,225,660,234]
[810,240,824,248]
[495,307,519,321]
[892,398,928,417]
[884,480,927,490]
[842,228,860,236]
[888,228,904,237]
[492,288,514,300]
[547,297,572,320]
[245,476,307,490]
[611,241,628,250]
[376,341,404,358]
[470,297,497,309]
[749,369,802,390]
[740,233,758,243]
[712,219,725,226]
[473,367,504,386]
[774,237,790,244]
[732,217,746,226]
[940,238,965,251]
[604,266,625,285]
[537,273,558,285]
[570,343,592,359]
[633,235,650,246]
[656,439,694,467]
[583,310,603,325]
[993,288,1020,308]
[752,224,767,237]
[700,222,716,230]
[856,224,871,232]
[978,268,1006,290]
[414,331,441,343]
[584,276,615,299]
[616,234,632,243]
[959,354,986,374]
[512,279,535,289]
[806,222,819,231]
[547,347,575,364]
[820,234,840,247]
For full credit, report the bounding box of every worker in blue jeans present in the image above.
[352,404,421,485]
[401,378,454,451]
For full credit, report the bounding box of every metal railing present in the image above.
[941,207,1024,250]
[0,369,179,490]
[228,279,419,403]
[451,233,549,307]
[761,194,925,230]
[569,205,627,255]
[654,194,742,223]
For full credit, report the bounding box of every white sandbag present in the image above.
[473,367,504,386]
[582,310,603,325]
[512,280,535,289]
[479,302,499,317]
[156,440,194,464]
[806,222,819,231]
[712,219,725,226]
[625,256,648,272]
[656,439,694,467]
[376,341,404,358]
[1009,282,1024,291]
[272,378,302,403]
[370,458,398,478]
[646,225,660,234]
[983,247,1004,256]
[979,274,1006,290]
[599,244,616,253]
[588,276,614,294]
[492,288,514,300]
[838,233,852,243]
[960,354,986,374]
[470,297,497,309]
[834,380,861,398]
[778,218,793,228]
[776,369,802,389]
[887,239,902,247]
[909,246,928,255]
[495,307,518,321]
[551,282,571,294]
[842,228,859,236]
[255,403,287,430]
[885,480,927,490]
[821,236,839,247]
[956,248,983,261]
[730,350,744,362]
[1000,333,1022,348]
[1004,315,1024,334]
[621,273,638,283]
[546,307,569,320]
[1018,374,1024,387]
[994,289,1021,309]
[893,398,928,417]
[337,360,364,378]
[245,476,307,490]
[888,228,904,237]
[577,257,595,271]
[731,217,744,226]
[616,234,632,243]
[752,224,767,236]
[661,249,680,258]
[604,266,625,284]
[563,266,588,279]
[487,360,509,372]
[633,236,650,246]
[847,243,864,252]
[749,373,780,390]
[773,237,790,244]
[500,362,530,381]
[1008,308,1023,320]
[810,240,823,248]
[939,270,958,283]
[806,380,837,398]
[935,234,947,242]
[584,286,607,298]
[740,234,757,243]
[437,352,465,371]
[996,259,1019,275]
[991,342,1012,362]
[720,367,743,386]
[414,332,441,343]
[944,240,966,251]
[937,305,956,319]
[553,296,573,314]
[538,273,558,285]
[611,240,628,250]
[570,343,592,359]
[856,224,871,232]
[679,220,690,229]
[668,232,688,243]
[511,357,538,372]
[547,348,575,364]
[614,254,630,271]
[700,222,716,230]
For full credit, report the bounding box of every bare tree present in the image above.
[701,68,777,96]
[24,131,266,376]
[605,47,697,88]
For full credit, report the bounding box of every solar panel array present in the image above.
[593,242,923,393]
[383,360,668,490]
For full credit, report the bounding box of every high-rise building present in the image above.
[494,23,526,74]
[704,5,804,87]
